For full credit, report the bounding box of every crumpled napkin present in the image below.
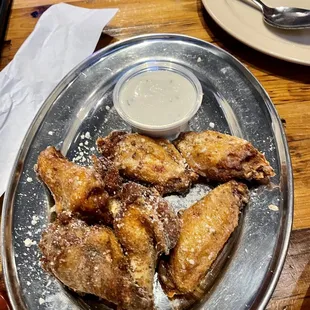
[0,3,118,195]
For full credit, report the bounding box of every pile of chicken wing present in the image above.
[36,130,275,309]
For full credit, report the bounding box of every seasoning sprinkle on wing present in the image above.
[114,182,180,302]
[158,181,249,297]
[174,130,275,183]
[96,131,198,195]
[35,146,120,224]
[39,213,153,310]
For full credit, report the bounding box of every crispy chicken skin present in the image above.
[174,130,275,183]
[39,213,153,309]
[91,155,123,196]
[96,131,198,195]
[36,146,119,224]
[158,181,249,297]
[114,182,180,299]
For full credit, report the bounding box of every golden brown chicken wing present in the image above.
[174,130,275,183]
[114,182,180,300]
[96,131,198,195]
[39,213,152,310]
[158,181,249,297]
[35,146,118,224]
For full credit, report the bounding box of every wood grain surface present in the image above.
[1,0,309,309]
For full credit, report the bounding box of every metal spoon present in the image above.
[251,0,310,29]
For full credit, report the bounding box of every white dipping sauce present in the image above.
[119,70,197,126]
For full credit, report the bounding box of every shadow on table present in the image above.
[197,1,310,84]
[95,33,116,52]
[300,259,310,309]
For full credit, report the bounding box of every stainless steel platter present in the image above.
[1,34,293,310]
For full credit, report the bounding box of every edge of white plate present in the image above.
[202,0,310,66]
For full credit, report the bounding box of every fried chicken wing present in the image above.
[36,146,119,224]
[114,182,180,300]
[174,130,275,183]
[96,131,198,195]
[158,181,249,297]
[39,213,152,309]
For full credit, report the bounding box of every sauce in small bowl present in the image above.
[113,61,203,138]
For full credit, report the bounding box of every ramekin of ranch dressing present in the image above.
[113,61,203,138]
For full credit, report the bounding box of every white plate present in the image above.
[202,0,310,65]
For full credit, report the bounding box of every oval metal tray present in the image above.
[1,34,293,310]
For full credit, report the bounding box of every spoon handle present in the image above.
[251,0,266,10]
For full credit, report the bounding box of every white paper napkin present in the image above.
[0,3,118,196]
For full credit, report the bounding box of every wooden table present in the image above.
[1,0,309,309]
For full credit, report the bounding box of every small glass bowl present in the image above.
[113,61,203,139]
